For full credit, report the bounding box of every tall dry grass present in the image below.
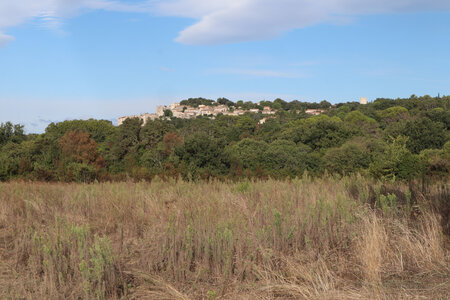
[0,176,448,299]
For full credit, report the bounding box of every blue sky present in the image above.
[1,0,450,133]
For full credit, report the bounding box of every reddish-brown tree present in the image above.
[59,130,104,168]
[163,132,182,155]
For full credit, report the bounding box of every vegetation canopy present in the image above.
[0,95,449,182]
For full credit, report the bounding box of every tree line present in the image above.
[1,95,449,182]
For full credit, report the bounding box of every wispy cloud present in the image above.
[0,0,152,47]
[0,96,166,133]
[0,32,14,47]
[210,68,306,79]
[160,66,175,72]
[362,67,413,77]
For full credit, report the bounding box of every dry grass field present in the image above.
[0,176,449,299]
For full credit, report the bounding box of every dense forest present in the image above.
[1,95,449,182]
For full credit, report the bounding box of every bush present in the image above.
[67,162,98,183]
[324,142,370,175]
[262,140,311,177]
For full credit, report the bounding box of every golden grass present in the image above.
[0,177,448,299]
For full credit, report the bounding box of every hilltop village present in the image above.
[118,102,276,126]
[117,100,328,126]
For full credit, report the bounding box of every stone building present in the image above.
[117,113,158,126]
[305,109,325,115]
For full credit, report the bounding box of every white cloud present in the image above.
[1,0,450,47]
[155,0,450,45]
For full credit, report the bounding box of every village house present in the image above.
[262,106,276,115]
[305,109,326,116]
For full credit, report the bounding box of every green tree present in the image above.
[344,111,378,134]
[163,109,173,117]
[0,136,60,181]
[236,116,257,137]
[369,136,422,180]
[0,122,25,147]
[319,100,331,109]
[45,119,115,143]
[444,140,450,156]
[226,138,268,171]
[262,140,313,178]
[0,143,21,180]
[281,115,355,150]
[176,132,226,178]
[217,97,235,107]
[383,120,408,140]
[140,119,176,149]
[110,118,142,169]
[425,108,450,130]
[274,98,288,110]
[256,119,282,143]
[141,143,167,173]
[419,149,449,178]
[212,115,240,144]
[402,118,448,154]
[180,97,216,107]
[272,102,282,110]
[324,142,370,175]
[377,106,409,125]
[65,162,98,183]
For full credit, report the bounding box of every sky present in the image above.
[1,0,450,133]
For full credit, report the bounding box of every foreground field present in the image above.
[0,177,449,299]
